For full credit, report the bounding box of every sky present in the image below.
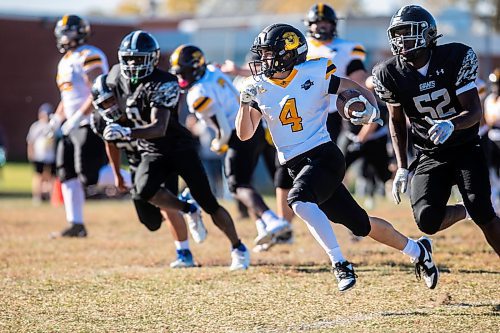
[0,0,398,17]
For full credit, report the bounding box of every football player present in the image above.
[90,74,206,268]
[373,5,500,256]
[50,15,108,238]
[169,45,290,248]
[237,23,439,291]
[484,70,500,213]
[103,30,250,270]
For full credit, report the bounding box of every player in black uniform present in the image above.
[373,5,500,256]
[102,31,250,269]
[90,74,206,268]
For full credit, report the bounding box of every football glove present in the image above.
[350,96,384,126]
[240,84,258,104]
[210,138,229,154]
[103,123,132,141]
[392,168,409,204]
[61,110,85,136]
[425,116,454,145]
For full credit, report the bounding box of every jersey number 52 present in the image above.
[413,88,456,119]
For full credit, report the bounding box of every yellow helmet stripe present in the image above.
[170,45,185,67]
[318,3,324,17]
[62,15,69,25]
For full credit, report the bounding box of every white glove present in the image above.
[240,84,258,104]
[392,168,409,204]
[61,110,85,136]
[48,113,64,137]
[210,138,229,154]
[425,116,454,145]
[350,95,384,126]
[103,123,132,141]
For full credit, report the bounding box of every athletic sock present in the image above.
[401,238,421,260]
[61,178,85,225]
[232,239,246,251]
[291,201,345,264]
[174,240,190,250]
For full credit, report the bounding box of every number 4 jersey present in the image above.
[372,42,479,153]
[247,57,339,164]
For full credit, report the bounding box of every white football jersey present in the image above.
[307,37,366,113]
[56,44,109,125]
[248,58,337,164]
[186,64,239,131]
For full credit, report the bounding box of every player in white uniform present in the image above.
[169,45,290,246]
[50,15,109,237]
[236,23,438,291]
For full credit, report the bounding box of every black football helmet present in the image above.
[388,5,440,61]
[54,15,90,53]
[91,74,122,123]
[169,45,207,89]
[304,3,338,40]
[250,24,308,79]
[118,30,160,82]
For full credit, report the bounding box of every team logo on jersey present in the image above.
[436,69,445,76]
[419,81,435,91]
[283,32,299,51]
[301,79,314,90]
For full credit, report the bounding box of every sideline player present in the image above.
[50,15,108,237]
[103,30,250,270]
[169,45,290,247]
[373,5,500,256]
[237,23,438,291]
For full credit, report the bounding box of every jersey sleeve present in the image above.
[372,63,399,105]
[81,47,109,74]
[187,85,215,118]
[149,81,180,110]
[90,111,105,139]
[455,46,479,95]
[324,59,340,94]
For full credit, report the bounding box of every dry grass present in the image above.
[0,197,498,332]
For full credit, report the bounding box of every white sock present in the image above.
[291,201,345,264]
[401,238,421,260]
[61,178,85,224]
[174,240,190,250]
[261,209,279,225]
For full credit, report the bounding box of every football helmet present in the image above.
[54,15,90,53]
[249,24,308,79]
[169,44,207,89]
[387,5,440,61]
[304,3,338,40]
[118,30,160,82]
[91,74,122,123]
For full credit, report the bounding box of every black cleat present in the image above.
[51,223,87,238]
[413,236,439,289]
[332,261,357,292]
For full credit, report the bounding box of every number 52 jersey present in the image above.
[372,42,479,153]
[247,57,338,164]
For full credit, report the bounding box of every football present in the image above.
[336,89,366,120]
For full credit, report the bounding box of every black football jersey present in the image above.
[106,64,195,154]
[90,110,141,169]
[372,43,479,153]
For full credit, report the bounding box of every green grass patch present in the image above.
[0,162,33,194]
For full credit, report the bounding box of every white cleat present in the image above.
[332,261,357,292]
[230,246,250,271]
[412,236,439,289]
[254,218,291,246]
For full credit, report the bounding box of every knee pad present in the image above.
[413,204,444,235]
[351,211,371,237]
[287,185,316,207]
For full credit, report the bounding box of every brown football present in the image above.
[336,89,365,120]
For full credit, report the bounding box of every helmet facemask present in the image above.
[119,50,159,83]
[388,21,435,61]
[308,20,337,41]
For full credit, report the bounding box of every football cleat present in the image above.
[230,245,250,271]
[50,223,87,238]
[180,188,207,243]
[332,261,357,292]
[254,218,291,246]
[412,236,439,289]
[275,229,294,244]
[170,249,195,268]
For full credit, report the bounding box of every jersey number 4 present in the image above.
[413,88,456,119]
[279,98,303,132]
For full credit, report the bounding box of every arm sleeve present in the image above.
[372,64,400,105]
[455,46,479,95]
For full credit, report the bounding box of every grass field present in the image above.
[0,197,499,332]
